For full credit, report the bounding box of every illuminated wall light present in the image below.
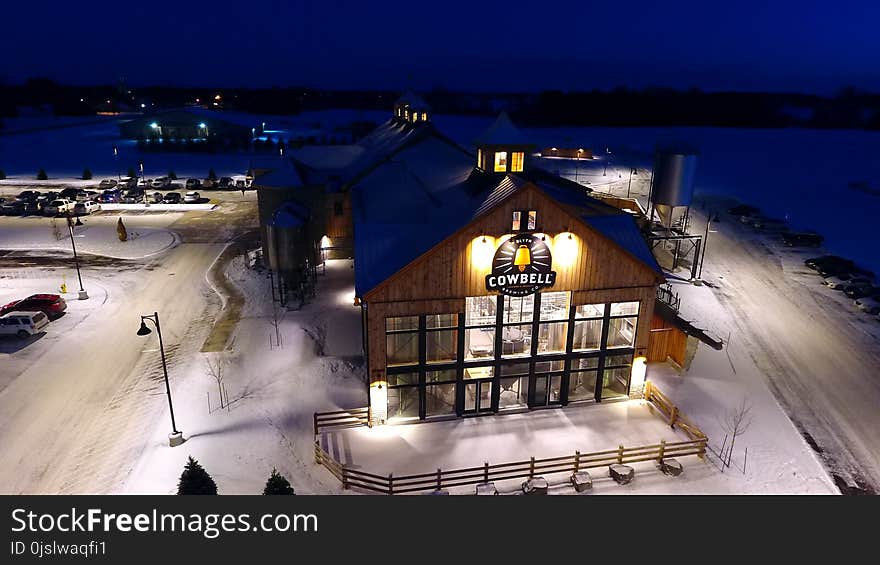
[321,235,331,249]
[553,232,578,267]
[470,235,495,270]
[370,381,388,426]
[630,356,647,388]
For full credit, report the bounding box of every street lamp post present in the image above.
[113,145,120,184]
[137,312,184,447]
[65,213,88,300]
[697,212,719,280]
[627,167,638,198]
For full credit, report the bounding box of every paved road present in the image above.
[695,197,880,494]
[0,202,256,493]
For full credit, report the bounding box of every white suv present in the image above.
[43,199,76,216]
[0,311,49,338]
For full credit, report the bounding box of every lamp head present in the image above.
[136,321,152,336]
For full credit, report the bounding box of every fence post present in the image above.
[367,406,373,429]
[314,441,320,464]
[574,450,580,473]
[388,473,393,496]
[436,469,442,491]
[658,439,666,463]
[484,462,489,483]
[669,406,678,428]
[699,438,707,460]
[342,467,349,490]
[313,412,318,438]
[529,457,535,477]
[618,445,624,464]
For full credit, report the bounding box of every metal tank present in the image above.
[650,150,698,228]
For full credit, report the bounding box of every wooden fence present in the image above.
[313,382,707,495]
[313,407,371,436]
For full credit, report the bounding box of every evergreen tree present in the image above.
[127,167,136,178]
[36,169,47,180]
[168,170,177,180]
[177,456,218,495]
[207,168,217,180]
[82,168,92,180]
[262,468,295,495]
[0,170,6,180]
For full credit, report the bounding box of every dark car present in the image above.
[185,178,201,190]
[0,294,67,319]
[0,200,25,215]
[22,200,41,215]
[782,232,823,247]
[121,189,145,203]
[805,255,853,270]
[15,190,39,202]
[162,192,182,204]
[99,179,118,189]
[728,204,760,217]
[218,177,234,189]
[844,281,880,300]
[202,178,217,189]
[59,187,86,201]
[99,190,121,203]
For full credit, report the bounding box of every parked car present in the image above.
[184,191,201,203]
[751,217,789,232]
[121,189,145,203]
[185,178,201,190]
[844,281,880,300]
[0,294,67,318]
[202,178,217,189]
[151,177,170,188]
[162,192,182,204]
[99,189,121,203]
[138,177,153,187]
[59,187,86,201]
[0,311,49,339]
[805,255,854,273]
[822,276,851,290]
[0,200,25,215]
[74,200,101,215]
[36,191,58,205]
[119,177,138,189]
[218,177,234,189]
[15,190,39,202]
[235,179,247,188]
[854,297,880,315]
[43,199,76,216]
[782,232,823,247]
[149,192,163,204]
[98,179,118,189]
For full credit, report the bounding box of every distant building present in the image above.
[117,109,253,140]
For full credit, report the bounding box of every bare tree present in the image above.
[205,351,229,409]
[51,218,63,241]
[719,397,753,469]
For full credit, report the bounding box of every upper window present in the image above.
[477,148,483,170]
[333,201,343,216]
[494,152,508,172]
[511,211,521,231]
[421,112,427,121]
[511,210,536,231]
[511,152,524,172]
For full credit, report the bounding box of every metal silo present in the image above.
[650,149,698,228]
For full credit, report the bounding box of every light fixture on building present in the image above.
[553,232,578,267]
[369,381,388,426]
[471,236,495,270]
[514,245,531,272]
[630,356,647,388]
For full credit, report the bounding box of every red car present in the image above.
[0,294,67,319]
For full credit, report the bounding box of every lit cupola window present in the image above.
[393,91,430,124]
[473,111,533,174]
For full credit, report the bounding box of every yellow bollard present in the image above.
[60,281,67,294]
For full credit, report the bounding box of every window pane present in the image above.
[610,301,639,317]
[527,209,536,229]
[605,353,633,367]
[607,317,636,348]
[500,362,530,376]
[426,369,456,383]
[465,327,495,360]
[511,152,525,173]
[387,372,418,386]
[499,377,529,410]
[534,360,564,373]
[494,151,508,172]
[503,295,534,323]
[426,329,457,364]
[426,313,457,329]
[575,303,605,318]
[466,295,496,326]
[540,291,569,321]
[601,367,630,399]
[387,387,419,419]
[572,319,603,351]
[463,365,494,380]
[537,322,568,354]
[572,357,599,370]
[386,333,419,366]
[501,324,532,357]
[569,371,597,402]
[426,383,456,416]
[511,211,521,231]
[386,316,419,332]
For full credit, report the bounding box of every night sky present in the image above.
[3,0,878,93]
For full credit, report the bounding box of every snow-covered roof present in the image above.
[251,157,303,188]
[474,111,531,147]
[394,91,430,110]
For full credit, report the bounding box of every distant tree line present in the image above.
[4,78,880,131]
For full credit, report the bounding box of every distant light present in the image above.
[214,94,221,100]
[140,103,146,108]
[79,98,84,102]
[106,99,111,104]
[149,122,158,128]
[196,98,200,103]
[199,123,206,128]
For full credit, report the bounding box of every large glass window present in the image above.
[386,332,418,366]
[426,328,457,363]
[607,316,636,348]
[499,377,528,410]
[466,296,496,360]
[494,151,508,172]
[425,383,456,417]
[387,386,419,419]
[601,367,630,399]
[538,292,569,355]
[572,319,602,351]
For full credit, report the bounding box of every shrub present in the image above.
[263,468,295,495]
[207,168,217,180]
[177,456,217,495]
[0,170,6,180]
[168,170,177,180]
[82,168,92,180]
[37,169,48,180]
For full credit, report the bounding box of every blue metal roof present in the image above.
[582,214,663,275]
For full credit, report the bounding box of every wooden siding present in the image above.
[363,183,662,381]
[648,314,688,366]
[326,192,353,239]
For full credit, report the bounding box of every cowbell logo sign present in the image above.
[486,234,557,296]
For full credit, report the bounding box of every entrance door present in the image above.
[463,379,494,415]
[530,373,563,407]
